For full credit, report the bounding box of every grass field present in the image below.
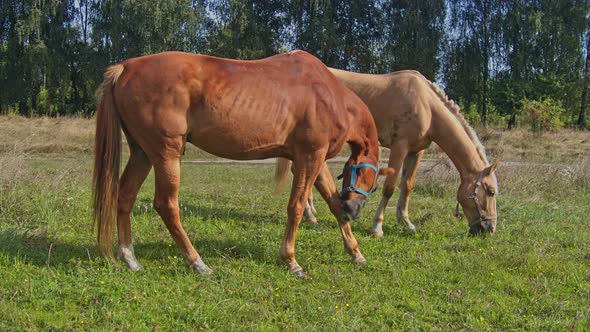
[0,116,589,331]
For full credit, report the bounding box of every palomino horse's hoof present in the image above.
[370,231,384,238]
[294,270,307,279]
[351,252,367,265]
[191,258,213,275]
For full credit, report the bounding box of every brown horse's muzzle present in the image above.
[341,197,365,221]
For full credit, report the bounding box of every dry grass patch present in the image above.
[0,115,217,159]
[1,115,588,163]
[0,149,29,189]
[476,127,590,162]
[0,115,94,155]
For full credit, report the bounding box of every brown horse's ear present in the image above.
[379,167,394,176]
[485,160,500,175]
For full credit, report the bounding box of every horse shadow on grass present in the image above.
[133,198,289,227]
[0,227,274,270]
[0,227,90,268]
[0,199,286,269]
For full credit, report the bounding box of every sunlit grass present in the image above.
[1,149,589,330]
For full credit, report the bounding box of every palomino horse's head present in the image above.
[456,161,499,235]
[338,157,393,221]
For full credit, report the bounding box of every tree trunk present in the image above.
[507,113,516,130]
[579,29,590,129]
[480,0,490,127]
[18,100,28,117]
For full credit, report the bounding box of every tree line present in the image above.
[1,0,588,129]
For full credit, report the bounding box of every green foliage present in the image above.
[208,0,283,59]
[457,98,480,125]
[1,0,590,126]
[379,0,446,79]
[521,98,565,132]
[35,87,51,116]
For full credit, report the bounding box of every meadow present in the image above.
[0,115,589,331]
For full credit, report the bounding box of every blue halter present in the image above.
[337,163,379,198]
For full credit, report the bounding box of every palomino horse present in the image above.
[92,51,391,277]
[281,69,499,236]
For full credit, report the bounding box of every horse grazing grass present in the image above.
[92,51,391,277]
[291,69,499,236]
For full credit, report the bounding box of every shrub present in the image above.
[520,98,564,132]
[36,87,52,116]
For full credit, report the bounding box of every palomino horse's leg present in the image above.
[280,153,325,277]
[303,192,318,224]
[313,163,366,264]
[396,150,424,233]
[371,144,407,237]
[117,143,152,271]
[153,157,212,275]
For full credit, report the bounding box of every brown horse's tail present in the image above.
[273,158,291,194]
[92,64,125,258]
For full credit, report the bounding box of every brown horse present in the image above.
[281,69,499,236]
[92,51,391,277]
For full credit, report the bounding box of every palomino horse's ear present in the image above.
[378,167,395,176]
[485,160,500,175]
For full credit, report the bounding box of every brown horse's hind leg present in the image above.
[396,150,424,233]
[153,156,212,275]
[371,144,407,237]
[313,163,365,264]
[117,143,152,271]
[280,152,325,277]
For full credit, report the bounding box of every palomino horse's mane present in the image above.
[426,79,498,191]
[427,80,490,166]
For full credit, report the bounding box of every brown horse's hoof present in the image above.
[288,261,307,278]
[191,258,213,275]
[127,261,143,271]
[119,245,143,271]
[351,252,367,265]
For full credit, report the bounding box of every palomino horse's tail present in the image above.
[92,64,125,258]
[274,158,292,194]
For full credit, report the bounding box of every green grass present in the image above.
[1,155,589,331]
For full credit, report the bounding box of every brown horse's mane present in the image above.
[426,80,490,166]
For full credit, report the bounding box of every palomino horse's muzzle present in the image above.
[469,219,495,235]
[456,171,497,235]
[338,163,378,221]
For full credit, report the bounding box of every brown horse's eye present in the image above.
[486,188,495,196]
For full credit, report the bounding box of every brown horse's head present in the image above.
[338,156,393,221]
[456,161,499,235]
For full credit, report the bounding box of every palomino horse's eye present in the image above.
[486,187,496,196]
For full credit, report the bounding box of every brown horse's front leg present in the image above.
[313,163,366,265]
[280,154,324,278]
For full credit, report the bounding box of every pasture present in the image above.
[0,116,589,331]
